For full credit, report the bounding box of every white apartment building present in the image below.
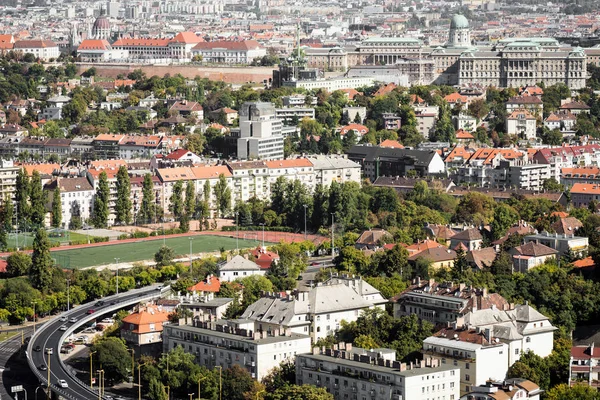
[523,231,589,257]
[265,158,315,192]
[424,304,556,395]
[218,255,265,282]
[423,334,509,396]
[274,108,315,124]
[306,155,362,187]
[45,177,95,229]
[227,161,270,203]
[163,319,311,380]
[297,345,460,400]
[237,102,285,161]
[0,159,18,203]
[506,110,537,140]
[240,275,387,342]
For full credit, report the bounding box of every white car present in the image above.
[58,379,68,388]
[59,316,67,322]
[59,325,67,331]
[69,317,77,323]
[45,348,53,355]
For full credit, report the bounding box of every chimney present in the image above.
[400,363,407,372]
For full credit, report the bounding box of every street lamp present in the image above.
[235,211,239,252]
[189,394,195,400]
[303,204,308,241]
[32,301,37,334]
[66,278,70,312]
[161,352,170,373]
[259,223,265,248]
[189,237,193,273]
[97,370,105,400]
[90,351,97,388]
[198,375,207,400]
[138,362,150,400]
[115,258,120,294]
[128,348,135,386]
[216,365,222,400]
[46,349,51,400]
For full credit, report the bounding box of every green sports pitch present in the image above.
[50,234,267,269]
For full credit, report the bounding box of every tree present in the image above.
[184,133,205,154]
[335,246,370,274]
[147,377,168,400]
[6,252,31,277]
[221,365,260,400]
[490,203,519,240]
[15,168,30,226]
[545,384,600,400]
[262,360,296,393]
[91,337,131,383]
[542,178,565,193]
[29,171,45,227]
[92,171,110,228]
[185,181,195,219]
[155,246,175,267]
[375,245,409,277]
[467,98,489,120]
[169,181,184,219]
[506,351,550,390]
[114,166,132,225]
[29,228,54,291]
[138,173,155,223]
[214,174,231,217]
[265,385,334,400]
[51,186,62,228]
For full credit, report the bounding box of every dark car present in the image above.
[38,364,47,371]
[110,301,117,305]
[34,345,41,352]
[94,301,104,307]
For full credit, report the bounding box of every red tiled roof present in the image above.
[380,139,404,149]
[188,276,221,293]
[572,257,595,269]
[78,39,111,51]
[14,40,57,48]
[171,32,205,44]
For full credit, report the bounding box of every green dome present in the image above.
[450,14,469,29]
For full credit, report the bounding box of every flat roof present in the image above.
[167,323,310,345]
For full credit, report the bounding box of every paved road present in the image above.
[27,285,166,400]
[0,327,34,399]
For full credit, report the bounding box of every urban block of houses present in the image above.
[121,305,170,346]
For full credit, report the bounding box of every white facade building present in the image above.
[240,275,387,342]
[14,40,60,61]
[297,345,460,400]
[237,102,285,161]
[306,155,362,187]
[506,110,537,140]
[45,177,95,229]
[163,319,311,381]
[218,255,265,282]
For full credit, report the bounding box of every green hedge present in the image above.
[222,225,295,233]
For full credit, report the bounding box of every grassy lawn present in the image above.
[51,235,267,269]
[0,330,18,343]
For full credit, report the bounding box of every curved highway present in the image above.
[27,284,169,400]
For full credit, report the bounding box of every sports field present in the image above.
[50,234,267,269]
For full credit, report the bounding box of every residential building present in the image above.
[454,114,478,132]
[191,40,266,64]
[392,278,510,325]
[0,159,19,203]
[382,113,401,130]
[237,102,284,160]
[461,379,542,400]
[168,32,205,60]
[506,96,544,117]
[506,110,537,140]
[342,107,367,123]
[121,305,170,346]
[169,100,204,120]
[93,134,125,159]
[559,101,590,115]
[297,345,460,400]
[509,242,559,273]
[274,107,315,124]
[450,228,483,251]
[561,167,600,188]
[355,229,390,250]
[44,177,94,229]
[14,40,60,61]
[265,158,315,192]
[111,38,171,60]
[570,182,600,208]
[569,343,600,388]
[413,106,439,139]
[408,247,457,270]
[347,145,445,181]
[240,275,387,341]
[163,319,311,380]
[340,123,369,138]
[218,255,265,282]
[424,304,556,395]
[523,231,588,257]
[305,155,362,187]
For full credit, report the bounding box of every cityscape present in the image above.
[0,0,600,399]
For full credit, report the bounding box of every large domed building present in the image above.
[448,14,471,47]
[91,15,111,40]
